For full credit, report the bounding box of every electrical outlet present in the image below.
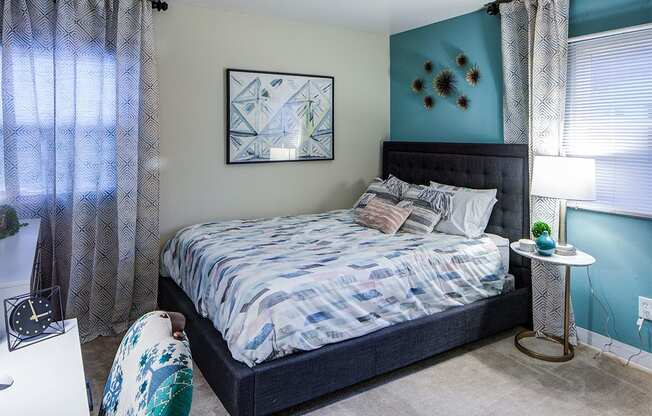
[639,296,652,321]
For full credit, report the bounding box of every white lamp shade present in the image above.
[531,156,596,201]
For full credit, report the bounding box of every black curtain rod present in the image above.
[484,0,514,16]
[150,0,168,12]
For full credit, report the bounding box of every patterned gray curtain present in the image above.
[500,0,575,342]
[0,0,160,342]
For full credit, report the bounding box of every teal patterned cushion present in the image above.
[99,311,193,416]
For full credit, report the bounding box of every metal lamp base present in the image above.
[514,330,575,362]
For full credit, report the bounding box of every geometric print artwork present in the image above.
[500,0,576,344]
[227,69,334,163]
[0,0,160,343]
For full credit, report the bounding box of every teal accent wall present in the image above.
[389,0,652,352]
[568,209,652,351]
[390,11,503,142]
[570,0,652,37]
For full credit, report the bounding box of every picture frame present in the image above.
[226,68,335,164]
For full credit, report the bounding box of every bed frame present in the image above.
[158,141,532,416]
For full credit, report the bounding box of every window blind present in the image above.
[562,25,652,218]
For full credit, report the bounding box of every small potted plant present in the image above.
[0,205,24,240]
[531,221,555,256]
[531,221,552,239]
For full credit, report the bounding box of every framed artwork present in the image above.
[226,69,334,164]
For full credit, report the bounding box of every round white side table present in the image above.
[510,242,596,362]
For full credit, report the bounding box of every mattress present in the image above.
[161,209,510,367]
[485,233,510,274]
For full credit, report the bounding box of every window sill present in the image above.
[567,202,652,221]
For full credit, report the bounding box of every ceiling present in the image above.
[175,0,489,35]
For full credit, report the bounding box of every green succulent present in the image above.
[531,221,552,239]
[0,205,24,239]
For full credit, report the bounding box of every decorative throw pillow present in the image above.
[429,181,497,238]
[354,198,413,234]
[383,174,411,198]
[99,311,193,416]
[399,184,451,234]
[353,175,411,208]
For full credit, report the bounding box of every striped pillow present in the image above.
[354,198,413,234]
[400,184,451,234]
[353,175,411,208]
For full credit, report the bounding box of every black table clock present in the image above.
[3,286,65,351]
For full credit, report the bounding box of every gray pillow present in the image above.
[399,184,450,234]
[353,175,410,208]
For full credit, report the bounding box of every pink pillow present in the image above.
[355,198,413,234]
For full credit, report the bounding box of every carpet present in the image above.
[82,328,652,416]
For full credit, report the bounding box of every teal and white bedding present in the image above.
[161,209,510,367]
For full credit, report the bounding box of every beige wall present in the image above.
[154,5,389,242]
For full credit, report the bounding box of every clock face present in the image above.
[9,296,54,338]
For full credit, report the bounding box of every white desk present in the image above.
[0,319,89,415]
[0,218,41,296]
[0,220,90,415]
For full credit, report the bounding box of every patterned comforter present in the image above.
[161,209,509,367]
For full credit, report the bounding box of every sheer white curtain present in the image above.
[500,0,575,342]
[0,0,160,342]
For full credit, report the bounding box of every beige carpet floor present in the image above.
[82,328,652,416]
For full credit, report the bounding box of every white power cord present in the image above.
[625,318,645,366]
[585,266,614,357]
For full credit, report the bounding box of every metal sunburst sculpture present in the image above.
[457,95,470,110]
[466,65,481,86]
[456,53,468,67]
[411,78,424,93]
[433,69,456,97]
[423,95,434,110]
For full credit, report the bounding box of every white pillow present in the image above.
[429,181,497,238]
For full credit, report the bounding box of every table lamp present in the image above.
[531,155,596,255]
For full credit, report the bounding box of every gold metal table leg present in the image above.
[514,265,574,362]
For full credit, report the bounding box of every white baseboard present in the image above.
[576,326,652,374]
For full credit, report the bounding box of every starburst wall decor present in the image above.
[456,53,468,67]
[409,52,480,112]
[457,95,470,110]
[411,78,424,93]
[433,69,456,97]
[466,65,480,86]
[423,95,434,110]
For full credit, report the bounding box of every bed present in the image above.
[158,141,531,416]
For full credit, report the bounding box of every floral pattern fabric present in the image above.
[99,311,193,416]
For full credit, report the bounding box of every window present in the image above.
[562,25,652,218]
[0,41,117,201]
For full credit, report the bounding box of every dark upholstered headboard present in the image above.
[382,141,531,288]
